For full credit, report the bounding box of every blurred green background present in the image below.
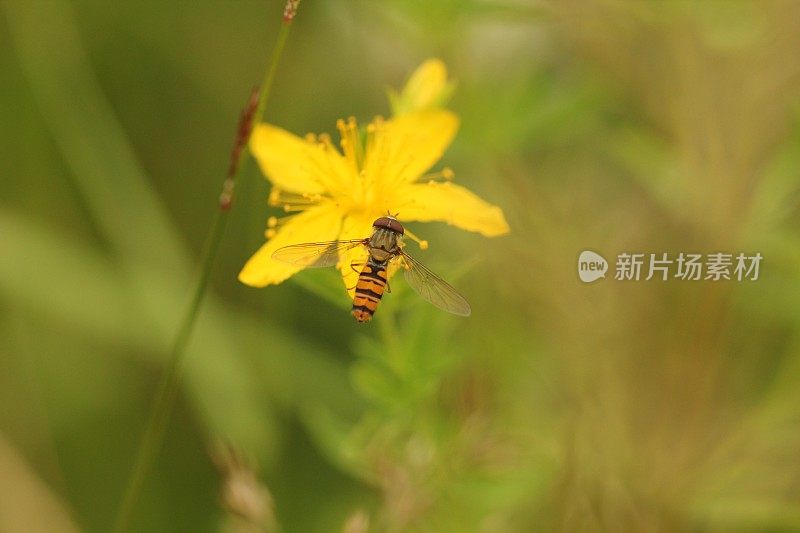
[3,0,800,531]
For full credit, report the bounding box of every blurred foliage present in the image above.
[3,0,800,531]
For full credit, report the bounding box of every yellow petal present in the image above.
[390,58,454,115]
[335,212,377,299]
[249,123,353,195]
[393,182,510,237]
[366,110,459,187]
[238,203,343,287]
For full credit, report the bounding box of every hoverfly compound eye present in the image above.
[373,216,404,235]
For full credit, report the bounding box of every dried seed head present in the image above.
[211,442,277,529]
[342,510,370,533]
[220,87,260,210]
[283,0,300,23]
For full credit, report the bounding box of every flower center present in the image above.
[264,116,444,247]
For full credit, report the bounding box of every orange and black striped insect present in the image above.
[271,215,471,322]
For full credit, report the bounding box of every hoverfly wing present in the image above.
[400,252,471,316]
[272,239,366,268]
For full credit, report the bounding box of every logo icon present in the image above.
[578,250,608,283]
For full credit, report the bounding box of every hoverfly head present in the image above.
[373,215,404,235]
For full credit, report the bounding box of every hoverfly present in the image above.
[272,215,471,322]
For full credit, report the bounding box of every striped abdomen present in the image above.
[351,262,388,323]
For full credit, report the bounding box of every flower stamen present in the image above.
[268,188,324,212]
[265,214,295,238]
[337,116,364,172]
[423,167,454,183]
[402,226,429,250]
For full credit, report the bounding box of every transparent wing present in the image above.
[271,239,366,267]
[400,252,472,316]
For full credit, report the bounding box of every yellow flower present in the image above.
[389,58,455,115]
[239,59,509,293]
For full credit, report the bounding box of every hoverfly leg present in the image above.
[346,261,366,291]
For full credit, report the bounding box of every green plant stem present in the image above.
[112,16,295,533]
[255,21,291,134]
[112,210,227,533]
